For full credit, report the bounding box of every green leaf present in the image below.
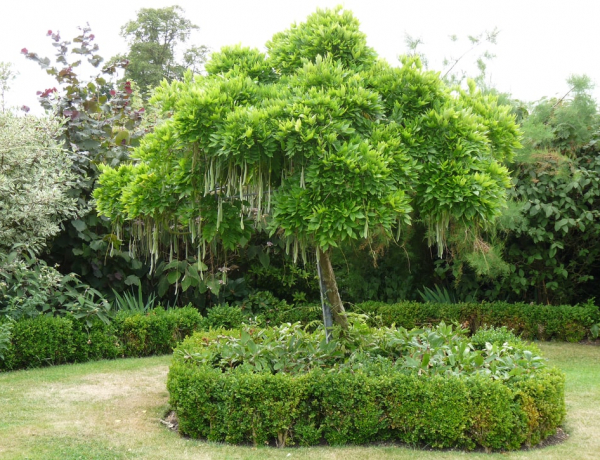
[206,278,221,295]
[181,275,192,292]
[72,220,87,232]
[158,276,170,297]
[124,275,140,286]
[167,271,181,284]
[258,251,270,269]
[554,218,569,232]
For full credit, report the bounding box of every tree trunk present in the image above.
[317,247,349,335]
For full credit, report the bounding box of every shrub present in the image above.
[0,315,75,370]
[202,304,247,330]
[353,300,600,341]
[470,325,521,349]
[114,306,203,357]
[0,305,203,371]
[168,323,565,450]
[70,317,121,363]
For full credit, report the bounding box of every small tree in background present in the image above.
[22,26,148,293]
[95,7,520,331]
[115,5,206,95]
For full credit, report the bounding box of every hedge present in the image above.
[0,306,202,371]
[168,334,565,450]
[267,300,600,342]
[352,300,600,342]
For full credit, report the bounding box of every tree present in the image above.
[495,76,600,304]
[118,5,203,94]
[22,26,148,293]
[95,7,520,331]
[0,113,78,255]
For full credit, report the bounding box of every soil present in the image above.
[161,410,179,432]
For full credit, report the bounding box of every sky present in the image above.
[2,0,599,114]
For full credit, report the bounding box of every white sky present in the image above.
[2,0,599,113]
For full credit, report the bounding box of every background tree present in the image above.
[117,5,203,95]
[495,76,600,304]
[23,26,148,294]
[432,75,600,305]
[95,7,520,330]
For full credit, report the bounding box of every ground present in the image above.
[0,342,598,459]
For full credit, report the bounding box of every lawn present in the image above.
[0,342,598,460]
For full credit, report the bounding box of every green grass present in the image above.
[0,343,598,459]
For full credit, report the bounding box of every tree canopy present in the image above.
[118,5,203,94]
[95,7,521,326]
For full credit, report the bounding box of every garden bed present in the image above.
[167,323,565,450]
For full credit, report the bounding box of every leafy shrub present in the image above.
[0,319,14,360]
[114,306,202,357]
[202,304,246,330]
[0,306,203,371]
[1,316,75,370]
[241,291,288,316]
[0,255,65,320]
[168,322,565,449]
[470,325,521,349]
[352,299,600,341]
[176,322,544,380]
[70,317,121,362]
[0,253,113,326]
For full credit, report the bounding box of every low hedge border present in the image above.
[352,300,600,342]
[167,331,565,450]
[0,306,202,371]
[263,300,600,342]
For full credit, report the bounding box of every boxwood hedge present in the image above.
[167,325,565,450]
[0,306,202,371]
[263,298,600,342]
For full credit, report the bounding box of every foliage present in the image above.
[0,61,18,113]
[429,76,600,305]
[0,252,112,326]
[242,234,320,303]
[0,315,76,369]
[22,25,149,296]
[112,284,157,313]
[169,322,564,449]
[330,225,436,304]
[116,5,205,94]
[351,299,600,342]
[0,305,202,371]
[495,76,600,304]
[418,284,457,304]
[202,304,246,330]
[0,113,79,255]
[177,321,545,380]
[240,290,290,316]
[95,7,520,329]
[0,253,64,320]
[0,318,13,360]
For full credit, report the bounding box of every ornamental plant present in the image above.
[0,113,78,254]
[95,7,520,330]
[169,321,565,449]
